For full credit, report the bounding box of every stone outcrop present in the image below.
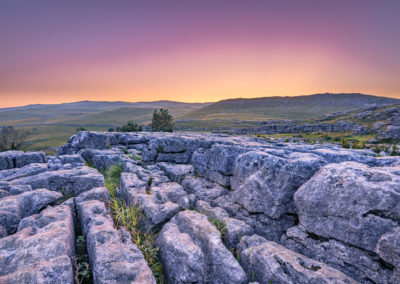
[77,199,156,284]
[156,210,247,284]
[1,131,400,283]
[0,205,75,283]
[239,234,358,284]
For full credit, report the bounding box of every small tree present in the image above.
[76,127,86,132]
[120,121,142,132]
[151,108,174,132]
[0,126,28,152]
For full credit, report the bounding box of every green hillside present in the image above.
[182,93,400,120]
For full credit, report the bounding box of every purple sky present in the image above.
[0,0,399,107]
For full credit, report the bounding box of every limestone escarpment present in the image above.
[1,131,400,283]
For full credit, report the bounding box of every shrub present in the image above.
[76,127,86,132]
[151,109,174,132]
[120,121,142,132]
[341,138,350,149]
[0,126,29,152]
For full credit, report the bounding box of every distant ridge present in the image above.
[181,93,400,120]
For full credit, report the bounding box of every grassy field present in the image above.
[20,125,108,151]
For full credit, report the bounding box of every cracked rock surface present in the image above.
[1,131,400,283]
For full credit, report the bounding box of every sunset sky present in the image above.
[0,0,399,108]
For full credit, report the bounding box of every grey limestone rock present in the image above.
[156,210,247,284]
[239,234,358,284]
[77,199,156,284]
[0,205,75,284]
[0,188,62,235]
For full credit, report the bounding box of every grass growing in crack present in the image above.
[208,216,227,243]
[102,164,164,283]
[73,235,92,284]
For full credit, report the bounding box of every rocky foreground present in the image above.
[1,131,400,283]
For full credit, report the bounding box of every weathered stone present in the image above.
[232,151,325,218]
[0,163,48,181]
[0,151,46,170]
[157,162,193,183]
[281,225,396,283]
[294,162,400,251]
[150,182,187,203]
[0,181,31,198]
[0,205,75,284]
[77,200,156,284]
[178,194,196,209]
[75,187,111,204]
[195,200,229,220]
[239,234,357,284]
[156,210,247,284]
[80,148,124,170]
[0,188,62,235]
[120,173,180,231]
[182,176,228,202]
[12,166,105,195]
[59,131,118,154]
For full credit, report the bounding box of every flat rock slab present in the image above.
[294,161,400,251]
[157,162,194,183]
[120,172,182,231]
[156,210,247,284]
[0,188,62,235]
[11,166,105,195]
[0,151,46,171]
[0,163,48,181]
[0,205,75,283]
[182,176,228,202]
[239,234,358,284]
[77,199,155,284]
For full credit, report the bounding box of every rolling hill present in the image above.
[181,93,400,120]
[1,93,399,150]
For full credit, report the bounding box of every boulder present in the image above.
[294,162,400,251]
[0,151,46,170]
[156,210,247,284]
[232,151,325,218]
[239,234,357,284]
[182,176,228,202]
[0,181,31,198]
[0,205,75,284]
[0,188,63,235]
[77,200,156,284]
[282,225,396,283]
[157,162,193,183]
[120,173,180,231]
[0,163,48,181]
[12,166,105,195]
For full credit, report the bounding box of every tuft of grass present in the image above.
[208,216,227,243]
[101,164,164,283]
[101,164,124,197]
[73,235,92,284]
[130,154,142,161]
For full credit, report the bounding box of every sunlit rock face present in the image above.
[0,131,399,283]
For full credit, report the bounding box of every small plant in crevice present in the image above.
[341,138,350,149]
[73,235,92,284]
[208,216,227,243]
[130,154,142,161]
[123,148,128,154]
[101,164,165,283]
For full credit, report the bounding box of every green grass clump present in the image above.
[102,164,164,283]
[208,216,227,243]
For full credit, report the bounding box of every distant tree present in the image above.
[120,121,142,132]
[0,126,29,152]
[151,109,174,132]
[108,128,115,132]
[76,127,86,132]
